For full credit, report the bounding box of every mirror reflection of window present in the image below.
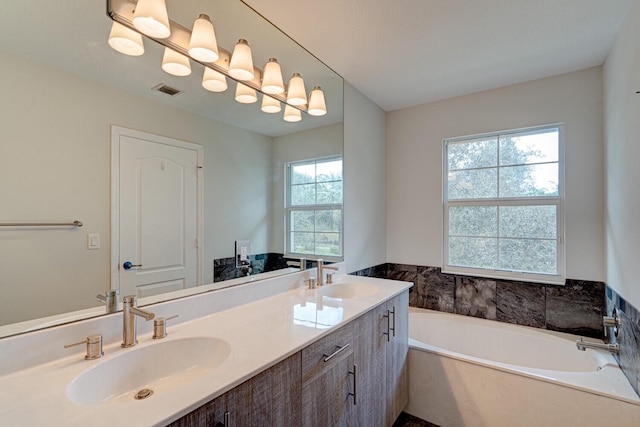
[286,157,343,258]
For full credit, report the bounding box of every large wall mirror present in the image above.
[0,0,344,337]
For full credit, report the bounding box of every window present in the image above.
[443,124,564,283]
[286,156,343,258]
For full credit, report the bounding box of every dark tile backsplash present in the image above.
[545,279,605,336]
[213,253,289,282]
[351,263,605,338]
[496,280,546,328]
[352,262,640,397]
[606,287,640,396]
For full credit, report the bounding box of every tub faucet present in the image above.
[575,338,619,354]
[603,308,622,339]
[317,259,338,287]
[121,295,155,348]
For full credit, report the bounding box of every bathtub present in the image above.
[405,308,640,427]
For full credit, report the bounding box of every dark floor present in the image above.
[393,412,439,427]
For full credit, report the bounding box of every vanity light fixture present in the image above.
[132,0,171,39]
[283,104,302,122]
[261,58,285,94]
[235,82,258,104]
[228,39,254,81]
[107,0,328,122]
[162,47,191,76]
[202,67,227,92]
[286,73,307,106]
[108,21,144,56]
[307,86,327,116]
[188,14,219,63]
[261,94,281,113]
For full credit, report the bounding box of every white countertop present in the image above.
[0,273,412,426]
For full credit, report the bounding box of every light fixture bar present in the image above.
[107,0,310,113]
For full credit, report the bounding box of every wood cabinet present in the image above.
[385,291,409,426]
[170,289,409,427]
[168,352,301,427]
[354,290,409,427]
[301,320,356,426]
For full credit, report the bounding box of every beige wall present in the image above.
[271,123,344,253]
[0,51,272,324]
[343,83,388,273]
[386,67,605,281]
[604,0,640,308]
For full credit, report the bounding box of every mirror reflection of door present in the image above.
[111,126,203,298]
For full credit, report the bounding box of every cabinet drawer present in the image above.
[302,321,355,382]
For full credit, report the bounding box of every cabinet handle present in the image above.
[390,305,396,338]
[382,309,391,342]
[349,364,357,406]
[323,343,351,362]
[215,411,230,427]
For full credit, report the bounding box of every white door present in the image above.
[111,126,202,298]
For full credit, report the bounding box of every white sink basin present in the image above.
[67,337,230,406]
[319,282,379,299]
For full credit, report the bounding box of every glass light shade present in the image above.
[108,22,144,56]
[283,105,302,122]
[261,58,284,94]
[162,48,191,76]
[308,86,327,116]
[228,39,254,81]
[235,83,257,104]
[188,14,219,63]
[261,95,281,113]
[286,73,307,106]
[202,67,227,92]
[133,0,171,39]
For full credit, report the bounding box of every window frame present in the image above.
[285,155,344,261]
[442,124,565,284]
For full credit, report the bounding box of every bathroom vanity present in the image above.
[169,291,409,426]
[0,270,411,426]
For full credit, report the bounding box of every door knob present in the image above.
[122,261,142,270]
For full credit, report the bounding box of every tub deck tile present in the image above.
[413,267,455,313]
[496,280,546,328]
[454,277,497,320]
[545,280,605,338]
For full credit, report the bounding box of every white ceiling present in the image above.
[243,0,633,112]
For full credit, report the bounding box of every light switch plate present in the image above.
[235,240,250,267]
[88,234,100,250]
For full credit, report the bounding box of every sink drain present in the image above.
[134,388,154,400]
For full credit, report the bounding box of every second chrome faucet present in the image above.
[121,295,155,348]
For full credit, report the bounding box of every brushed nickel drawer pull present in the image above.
[216,411,230,427]
[323,343,351,362]
[390,305,396,338]
[382,309,391,342]
[349,364,357,405]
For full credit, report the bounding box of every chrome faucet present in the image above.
[121,295,155,348]
[317,259,338,286]
[287,257,307,270]
[575,338,619,354]
[96,290,118,313]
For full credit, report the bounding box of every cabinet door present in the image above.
[386,291,409,426]
[251,352,302,426]
[167,380,250,427]
[302,321,357,426]
[168,352,301,427]
[354,305,387,427]
[302,351,356,426]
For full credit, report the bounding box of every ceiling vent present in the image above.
[152,83,183,96]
